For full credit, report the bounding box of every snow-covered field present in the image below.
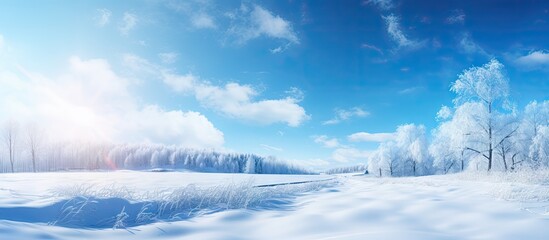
[0,171,548,239]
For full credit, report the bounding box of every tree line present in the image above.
[0,126,312,174]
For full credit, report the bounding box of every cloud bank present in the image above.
[0,56,224,148]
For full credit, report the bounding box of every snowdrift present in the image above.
[0,172,336,229]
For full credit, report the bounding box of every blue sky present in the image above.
[0,0,548,170]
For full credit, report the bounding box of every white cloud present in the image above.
[398,86,423,94]
[229,5,299,44]
[123,54,309,127]
[192,13,217,29]
[161,72,197,93]
[348,132,395,142]
[446,9,465,24]
[436,105,452,120]
[0,56,224,148]
[158,52,178,64]
[270,46,283,54]
[515,50,549,71]
[313,135,340,148]
[164,0,217,30]
[119,12,138,35]
[459,32,488,56]
[194,82,309,126]
[332,147,371,163]
[383,14,421,50]
[125,105,224,148]
[251,6,299,43]
[261,144,283,152]
[323,107,369,125]
[361,43,384,55]
[95,8,112,26]
[365,0,394,11]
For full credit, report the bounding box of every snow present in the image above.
[1,171,548,239]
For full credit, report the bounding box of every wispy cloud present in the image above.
[347,132,395,142]
[364,0,394,11]
[313,135,340,148]
[164,0,217,30]
[228,5,299,45]
[119,12,138,35]
[191,13,217,29]
[270,43,292,54]
[446,9,466,24]
[515,50,549,71]
[398,86,423,94]
[270,46,283,54]
[361,43,384,55]
[323,107,369,125]
[158,52,178,64]
[95,8,112,27]
[383,14,421,50]
[162,72,197,92]
[459,32,489,56]
[331,147,371,163]
[261,144,283,152]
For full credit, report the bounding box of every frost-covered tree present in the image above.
[523,100,549,136]
[430,106,470,173]
[529,125,549,168]
[514,100,549,169]
[3,120,19,173]
[325,164,368,174]
[450,59,515,171]
[26,123,44,172]
[394,124,429,176]
[368,141,400,176]
[367,124,430,177]
[493,112,520,171]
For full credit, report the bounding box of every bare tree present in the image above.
[26,123,44,172]
[3,120,19,173]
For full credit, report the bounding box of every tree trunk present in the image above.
[9,141,14,173]
[31,148,36,172]
[460,149,465,171]
[488,101,493,172]
[501,145,508,171]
